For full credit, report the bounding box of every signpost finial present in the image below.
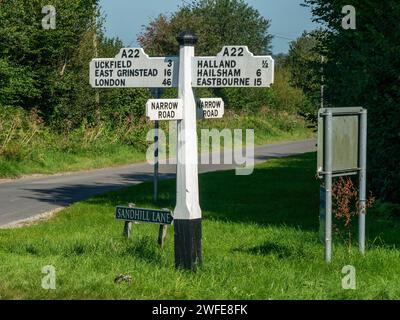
[177,31,198,46]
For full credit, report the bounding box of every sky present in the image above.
[100,0,319,55]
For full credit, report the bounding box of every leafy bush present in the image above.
[305,0,400,203]
[269,67,312,115]
[216,88,272,111]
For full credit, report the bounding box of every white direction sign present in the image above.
[90,48,179,88]
[196,98,224,119]
[192,46,274,88]
[146,99,183,121]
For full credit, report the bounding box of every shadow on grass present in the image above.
[78,153,321,233]
[123,236,163,265]
[198,152,320,231]
[23,152,320,232]
[19,152,400,249]
[232,241,306,259]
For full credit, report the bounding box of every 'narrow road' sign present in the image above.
[196,98,224,119]
[146,99,183,121]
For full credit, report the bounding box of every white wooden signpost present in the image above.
[89,32,274,270]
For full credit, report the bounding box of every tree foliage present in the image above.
[0,0,98,125]
[0,0,148,129]
[138,0,273,56]
[304,0,400,202]
[286,30,324,117]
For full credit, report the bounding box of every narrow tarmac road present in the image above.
[0,139,316,227]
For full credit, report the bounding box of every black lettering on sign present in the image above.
[121,49,140,59]
[254,78,262,86]
[222,47,244,57]
[162,78,172,86]
[95,69,114,77]
[115,206,173,225]
[203,109,218,118]
[158,110,176,119]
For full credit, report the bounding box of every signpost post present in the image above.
[173,33,203,270]
[90,32,274,270]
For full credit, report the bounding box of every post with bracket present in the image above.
[358,109,367,254]
[173,32,202,271]
[323,110,333,263]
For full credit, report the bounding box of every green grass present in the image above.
[2,152,398,300]
[0,144,146,178]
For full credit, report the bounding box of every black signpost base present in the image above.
[174,219,202,270]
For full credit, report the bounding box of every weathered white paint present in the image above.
[89,48,178,88]
[192,46,274,88]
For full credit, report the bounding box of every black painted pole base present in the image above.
[174,219,202,271]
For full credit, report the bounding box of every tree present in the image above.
[286,30,324,116]
[0,0,99,127]
[304,0,400,202]
[0,0,147,129]
[138,0,272,56]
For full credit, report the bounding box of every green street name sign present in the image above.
[115,206,173,225]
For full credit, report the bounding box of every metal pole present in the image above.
[174,32,202,270]
[321,56,324,109]
[358,109,367,254]
[151,88,168,248]
[151,88,161,203]
[324,110,333,263]
[153,119,159,203]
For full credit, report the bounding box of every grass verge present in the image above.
[2,153,397,300]
[0,110,313,178]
